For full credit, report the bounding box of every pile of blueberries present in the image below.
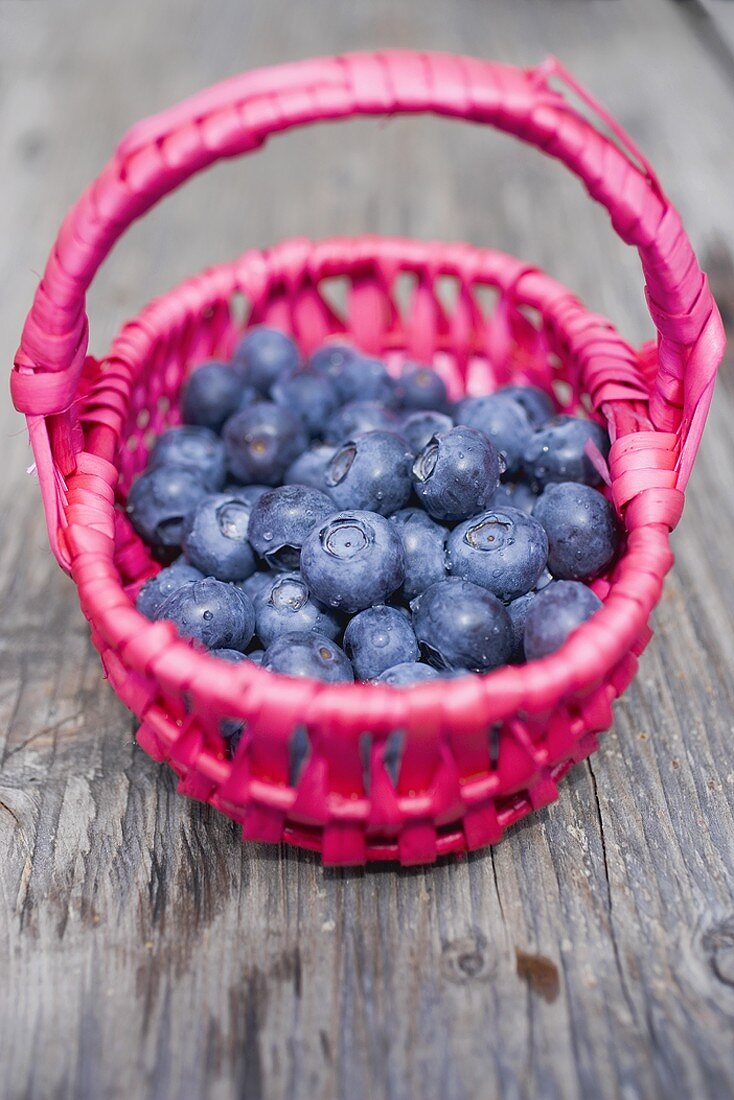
[130,326,620,702]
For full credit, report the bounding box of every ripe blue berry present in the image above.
[325,431,413,515]
[523,580,602,660]
[398,363,448,412]
[343,605,419,680]
[507,590,536,662]
[498,384,554,428]
[400,410,454,454]
[136,559,205,619]
[412,426,501,522]
[491,481,537,515]
[254,572,341,646]
[523,414,610,488]
[446,506,548,602]
[454,392,532,475]
[376,662,441,686]
[284,444,337,492]
[181,493,257,581]
[331,355,398,406]
[262,631,354,683]
[148,426,227,491]
[156,577,255,651]
[223,402,308,485]
[248,484,335,570]
[309,342,357,385]
[271,368,340,437]
[237,570,275,603]
[533,482,620,581]
[389,507,447,601]
[181,361,243,432]
[234,326,300,393]
[411,577,513,671]
[324,401,401,445]
[127,465,208,549]
[210,648,248,663]
[300,510,405,612]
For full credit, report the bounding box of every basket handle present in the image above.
[12,50,724,570]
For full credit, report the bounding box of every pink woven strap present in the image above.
[12,50,724,567]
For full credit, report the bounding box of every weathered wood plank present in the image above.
[2,1,734,1098]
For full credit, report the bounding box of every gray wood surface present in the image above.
[2,1,734,1097]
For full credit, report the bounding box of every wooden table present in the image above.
[2,2,734,1097]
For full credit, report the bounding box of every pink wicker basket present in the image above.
[12,52,725,865]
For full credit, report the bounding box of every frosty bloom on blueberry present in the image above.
[181,493,257,581]
[148,425,227,491]
[446,506,548,603]
[325,431,413,516]
[300,510,406,613]
[254,572,340,646]
[412,426,501,522]
[233,325,300,394]
[223,401,307,485]
[454,392,532,475]
[247,484,335,570]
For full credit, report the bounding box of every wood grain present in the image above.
[2,1,734,1097]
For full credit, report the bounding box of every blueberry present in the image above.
[412,426,501,522]
[309,342,357,385]
[181,493,257,581]
[156,577,255,651]
[331,354,399,406]
[148,426,227,491]
[389,507,447,601]
[325,431,413,515]
[234,383,261,414]
[223,483,270,506]
[454,392,532,475]
[498,384,554,428]
[300,510,405,612]
[376,662,441,686]
[248,484,335,570]
[523,580,602,660]
[400,410,453,454]
[533,482,620,581]
[284,444,337,492]
[254,572,340,647]
[271,369,340,437]
[237,570,275,602]
[136,559,205,619]
[398,363,448,411]
[247,649,265,665]
[222,402,308,485]
[181,361,243,432]
[491,481,537,515]
[324,401,401,445]
[210,648,248,663]
[410,577,513,671]
[506,591,536,662]
[523,415,610,488]
[447,506,548,602]
[343,605,419,680]
[233,326,300,393]
[127,465,208,549]
[262,631,354,683]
